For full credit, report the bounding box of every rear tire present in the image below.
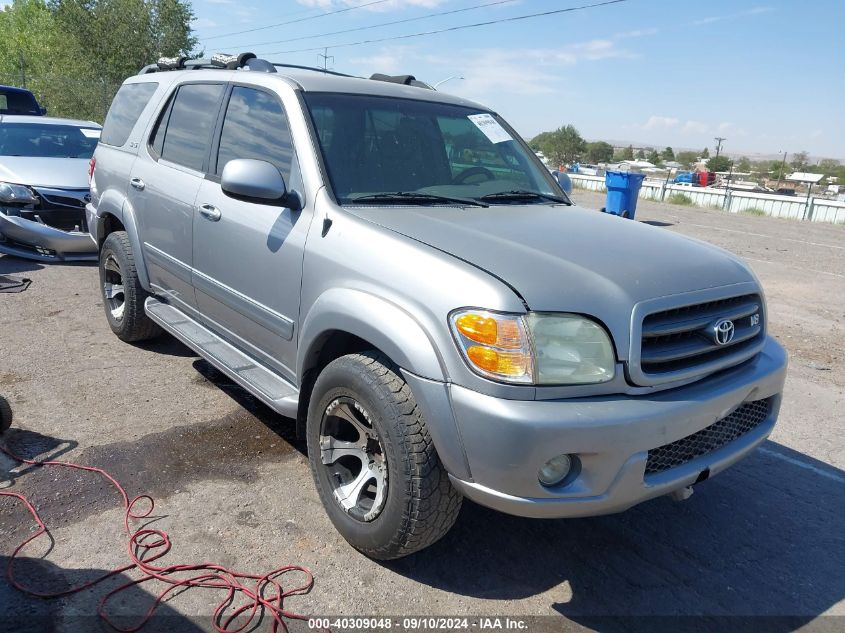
[307,351,462,559]
[99,231,161,343]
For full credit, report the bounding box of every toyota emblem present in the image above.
[712,319,735,346]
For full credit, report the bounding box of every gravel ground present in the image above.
[1,192,843,633]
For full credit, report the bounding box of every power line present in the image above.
[230,0,520,52]
[202,0,390,43]
[264,0,631,56]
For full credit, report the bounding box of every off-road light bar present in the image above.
[157,56,188,71]
[211,52,256,70]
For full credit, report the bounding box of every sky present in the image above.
[191,0,844,159]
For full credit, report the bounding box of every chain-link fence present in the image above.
[1,74,123,124]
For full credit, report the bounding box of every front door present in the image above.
[192,85,310,382]
[131,81,225,315]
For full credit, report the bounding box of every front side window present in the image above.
[153,83,224,172]
[0,123,100,158]
[100,82,158,146]
[304,93,566,206]
[216,86,294,179]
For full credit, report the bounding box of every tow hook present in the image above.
[669,485,694,502]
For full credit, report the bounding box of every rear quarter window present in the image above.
[100,82,159,147]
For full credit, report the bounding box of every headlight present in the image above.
[450,309,616,385]
[0,182,38,205]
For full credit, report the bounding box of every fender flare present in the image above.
[298,288,447,382]
[96,193,151,291]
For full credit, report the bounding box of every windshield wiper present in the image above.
[348,192,489,208]
[477,190,572,205]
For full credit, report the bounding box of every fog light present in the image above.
[538,454,573,486]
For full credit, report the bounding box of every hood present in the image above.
[347,203,756,350]
[0,157,90,189]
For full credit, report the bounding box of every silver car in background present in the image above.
[0,115,100,262]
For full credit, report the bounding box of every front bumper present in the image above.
[0,212,97,262]
[424,336,787,519]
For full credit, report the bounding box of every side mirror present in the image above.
[220,158,301,210]
[39,106,48,115]
[552,170,573,195]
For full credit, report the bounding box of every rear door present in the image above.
[192,84,308,380]
[129,82,225,314]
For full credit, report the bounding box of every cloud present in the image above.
[643,115,679,130]
[682,120,709,135]
[615,27,659,39]
[348,38,634,99]
[193,17,219,29]
[718,122,748,137]
[692,5,774,27]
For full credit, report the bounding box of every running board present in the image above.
[144,297,299,418]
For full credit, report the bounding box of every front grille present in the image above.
[640,294,764,376]
[645,398,772,475]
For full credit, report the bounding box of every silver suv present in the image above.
[87,54,787,559]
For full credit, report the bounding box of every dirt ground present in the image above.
[1,192,843,632]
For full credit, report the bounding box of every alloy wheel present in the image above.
[319,397,388,522]
[102,254,126,321]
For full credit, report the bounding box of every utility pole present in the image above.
[775,151,788,190]
[714,137,726,157]
[318,47,334,72]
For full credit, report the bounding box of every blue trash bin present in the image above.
[604,171,646,219]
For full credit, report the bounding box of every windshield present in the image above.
[304,93,567,206]
[0,123,100,158]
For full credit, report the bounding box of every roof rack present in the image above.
[138,52,278,75]
[138,53,435,90]
[369,74,433,90]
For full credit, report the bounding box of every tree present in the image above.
[816,158,841,176]
[701,147,710,158]
[620,144,635,160]
[661,146,675,161]
[707,155,732,173]
[790,151,809,171]
[0,0,197,122]
[530,124,586,167]
[735,156,752,172]
[585,141,613,164]
[676,151,698,168]
[770,160,790,181]
[646,149,660,164]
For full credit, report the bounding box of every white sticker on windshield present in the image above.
[468,113,512,144]
[80,128,101,139]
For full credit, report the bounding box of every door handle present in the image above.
[130,177,145,191]
[199,203,222,222]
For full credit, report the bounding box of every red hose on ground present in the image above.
[0,442,318,633]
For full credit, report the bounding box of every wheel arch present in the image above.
[96,198,151,291]
[295,290,471,481]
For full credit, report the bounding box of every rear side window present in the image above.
[150,83,224,172]
[0,90,40,115]
[215,86,294,178]
[100,82,158,146]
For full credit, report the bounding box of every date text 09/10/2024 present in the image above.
[306,617,528,630]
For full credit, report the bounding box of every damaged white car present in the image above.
[0,116,100,261]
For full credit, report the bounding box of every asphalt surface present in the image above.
[1,193,843,633]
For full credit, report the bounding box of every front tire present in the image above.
[99,231,161,343]
[307,351,462,559]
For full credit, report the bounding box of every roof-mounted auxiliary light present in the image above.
[156,55,188,71]
[211,52,256,70]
